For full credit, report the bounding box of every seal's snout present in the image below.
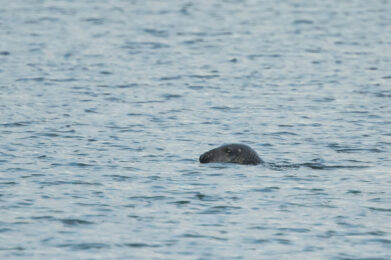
[199,152,210,163]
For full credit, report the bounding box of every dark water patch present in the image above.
[306,47,323,54]
[335,148,384,154]
[30,216,55,220]
[84,17,105,25]
[58,243,109,250]
[336,257,389,260]
[0,182,18,186]
[182,38,204,45]
[0,121,34,127]
[122,243,161,248]
[251,187,280,192]
[277,227,311,233]
[293,19,314,24]
[300,162,369,170]
[312,97,335,102]
[187,74,219,79]
[114,83,139,88]
[0,247,25,251]
[246,239,269,244]
[128,196,167,201]
[85,108,98,113]
[60,218,94,226]
[248,54,281,60]
[336,221,365,228]
[192,192,221,202]
[49,78,77,82]
[273,238,292,245]
[375,91,391,98]
[367,231,387,236]
[267,131,298,136]
[170,200,191,205]
[37,132,60,138]
[104,174,134,181]
[162,93,182,100]
[200,205,242,214]
[123,41,169,50]
[39,180,102,186]
[211,106,238,111]
[267,163,300,171]
[0,228,13,233]
[181,233,228,241]
[367,238,391,245]
[67,162,94,167]
[104,96,124,102]
[347,190,362,194]
[160,76,182,81]
[0,51,10,56]
[133,99,164,104]
[15,77,45,82]
[144,28,168,37]
[368,207,391,212]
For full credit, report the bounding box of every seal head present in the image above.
[199,143,263,165]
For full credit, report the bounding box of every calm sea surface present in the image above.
[1,0,391,259]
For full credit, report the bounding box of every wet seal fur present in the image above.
[199,143,263,165]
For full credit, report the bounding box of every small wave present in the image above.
[84,17,105,25]
[277,227,311,233]
[181,233,227,241]
[128,196,167,200]
[0,181,18,185]
[346,190,362,194]
[104,174,134,181]
[123,41,169,50]
[300,163,369,170]
[122,243,161,248]
[0,246,25,251]
[39,180,102,186]
[170,200,191,205]
[368,207,391,212]
[335,148,384,153]
[143,28,168,37]
[200,205,242,214]
[58,243,109,250]
[193,192,221,201]
[293,19,314,24]
[0,228,13,233]
[267,131,298,136]
[187,74,219,79]
[160,76,182,81]
[0,121,34,127]
[162,94,182,100]
[60,218,95,226]
[15,77,45,82]
[251,187,280,192]
[367,238,391,244]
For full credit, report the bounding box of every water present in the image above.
[1,0,391,259]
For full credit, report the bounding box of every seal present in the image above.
[199,143,263,165]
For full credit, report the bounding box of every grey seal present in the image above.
[199,143,263,165]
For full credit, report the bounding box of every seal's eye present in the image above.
[226,148,232,154]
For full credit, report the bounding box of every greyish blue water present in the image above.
[1,0,391,259]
